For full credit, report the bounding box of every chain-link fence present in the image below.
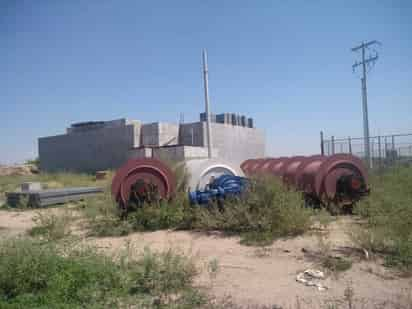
[321,133,412,168]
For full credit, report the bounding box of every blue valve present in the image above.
[188,174,249,205]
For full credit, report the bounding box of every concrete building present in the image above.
[38,113,265,172]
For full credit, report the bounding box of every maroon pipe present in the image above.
[112,158,176,211]
[241,154,368,205]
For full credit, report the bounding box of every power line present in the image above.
[351,40,381,168]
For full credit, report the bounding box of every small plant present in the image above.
[343,284,355,309]
[28,211,73,241]
[322,256,352,273]
[207,258,220,278]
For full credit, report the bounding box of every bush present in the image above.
[0,239,205,308]
[182,176,313,245]
[0,239,123,308]
[354,166,412,270]
[85,173,312,246]
[82,189,134,237]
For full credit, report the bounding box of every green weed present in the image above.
[183,176,313,246]
[28,211,74,241]
[0,238,206,308]
[354,166,412,271]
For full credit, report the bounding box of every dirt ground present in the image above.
[0,208,411,308]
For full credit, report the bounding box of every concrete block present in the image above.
[127,147,153,159]
[179,122,204,146]
[152,145,217,162]
[141,122,178,146]
[21,182,42,192]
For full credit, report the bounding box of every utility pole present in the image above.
[351,40,380,169]
[202,49,213,159]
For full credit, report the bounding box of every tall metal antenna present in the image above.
[202,49,213,159]
[351,40,381,168]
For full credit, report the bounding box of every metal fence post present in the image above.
[331,136,335,155]
[320,131,324,155]
[348,137,352,154]
[392,135,395,150]
[370,137,374,169]
[378,135,381,168]
[392,135,396,163]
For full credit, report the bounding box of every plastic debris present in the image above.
[296,269,328,291]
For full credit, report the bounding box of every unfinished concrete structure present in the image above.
[38,113,265,172]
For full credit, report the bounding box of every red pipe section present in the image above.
[241,154,368,205]
[112,158,176,211]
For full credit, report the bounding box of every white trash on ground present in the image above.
[296,269,328,291]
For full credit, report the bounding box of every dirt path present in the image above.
[0,209,410,307]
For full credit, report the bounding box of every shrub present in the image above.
[354,166,412,270]
[182,176,313,245]
[84,172,312,246]
[0,239,205,308]
[0,239,123,308]
[81,189,134,237]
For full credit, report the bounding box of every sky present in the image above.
[1,0,411,164]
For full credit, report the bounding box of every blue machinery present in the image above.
[188,174,249,205]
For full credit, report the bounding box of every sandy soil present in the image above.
[0,209,410,308]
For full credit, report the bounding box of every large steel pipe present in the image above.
[241,154,368,207]
[112,158,176,211]
[314,154,368,204]
[185,158,244,191]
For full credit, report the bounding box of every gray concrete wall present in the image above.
[141,122,179,146]
[178,121,265,164]
[67,119,128,134]
[127,147,152,159]
[141,123,159,146]
[179,122,204,146]
[39,123,138,172]
[39,117,264,172]
[207,122,265,165]
[152,146,217,162]
[159,123,179,146]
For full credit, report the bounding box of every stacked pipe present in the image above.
[241,154,369,209]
